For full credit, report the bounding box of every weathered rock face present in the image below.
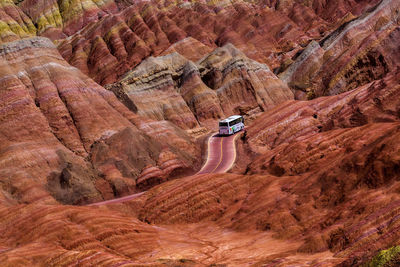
[0,204,161,265]
[160,37,213,62]
[198,44,294,117]
[128,69,400,265]
[246,70,400,155]
[0,0,399,266]
[0,0,383,86]
[0,0,119,45]
[13,0,118,38]
[0,36,200,205]
[107,43,293,129]
[107,53,202,130]
[0,0,36,43]
[281,0,400,98]
[240,69,400,264]
[266,0,381,23]
[53,0,339,85]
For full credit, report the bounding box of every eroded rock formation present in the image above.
[54,0,375,85]
[0,0,384,86]
[0,0,399,266]
[108,43,293,129]
[281,0,400,98]
[0,36,200,205]
[241,69,400,264]
[125,69,400,265]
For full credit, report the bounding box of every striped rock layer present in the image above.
[127,69,400,265]
[54,0,380,85]
[0,0,399,266]
[0,200,343,266]
[281,0,400,98]
[0,36,200,206]
[107,43,293,130]
[242,69,400,264]
[0,0,383,86]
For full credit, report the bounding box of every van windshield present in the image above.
[219,122,229,127]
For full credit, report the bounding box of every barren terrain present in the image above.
[0,0,399,266]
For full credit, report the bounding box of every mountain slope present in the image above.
[107,43,293,129]
[0,0,399,266]
[0,36,200,205]
[281,0,400,98]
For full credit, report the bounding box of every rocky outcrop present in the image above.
[266,0,381,23]
[17,0,118,38]
[125,69,400,266]
[107,43,293,129]
[0,0,383,86]
[0,0,120,44]
[198,44,294,117]
[248,68,400,154]
[55,0,334,85]
[241,69,400,264]
[281,0,400,98]
[0,0,36,43]
[0,36,200,205]
[107,52,202,130]
[0,1,399,266]
[160,37,213,62]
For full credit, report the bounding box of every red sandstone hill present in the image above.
[0,0,382,85]
[0,0,399,266]
[0,35,292,207]
[0,37,200,206]
[281,0,400,99]
[121,68,400,265]
[56,0,384,85]
[106,43,293,129]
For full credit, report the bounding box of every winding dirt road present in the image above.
[87,132,240,206]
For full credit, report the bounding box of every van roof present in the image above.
[219,115,242,123]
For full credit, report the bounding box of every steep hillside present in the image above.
[0,0,36,42]
[242,68,400,265]
[129,69,400,265]
[0,0,384,86]
[281,0,400,98]
[107,43,293,129]
[0,36,200,205]
[56,0,315,85]
[0,0,399,266]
